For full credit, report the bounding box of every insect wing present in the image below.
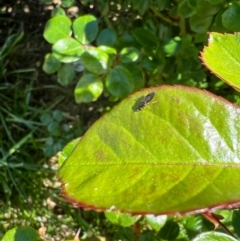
[144,92,156,103]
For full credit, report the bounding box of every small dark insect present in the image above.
[135,92,156,111]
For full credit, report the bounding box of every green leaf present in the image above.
[39,0,52,3]
[187,0,198,8]
[164,36,181,57]
[183,215,203,239]
[96,28,117,46]
[123,64,144,91]
[51,7,66,16]
[139,230,158,241]
[74,73,103,103]
[201,32,240,91]
[116,34,141,50]
[43,15,72,44]
[158,220,180,240]
[52,38,84,58]
[43,53,61,74]
[132,0,151,15]
[192,231,238,241]
[207,0,225,4]
[153,0,170,11]
[80,47,109,74]
[2,226,42,241]
[105,211,141,227]
[222,3,240,31]
[59,86,240,214]
[211,10,229,32]
[114,227,134,241]
[57,63,75,86]
[105,65,134,98]
[145,215,167,231]
[58,138,80,166]
[190,14,213,33]
[52,52,80,63]
[232,210,240,237]
[53,109,63,122]
[97,46,117,67]
[189,0,220,33]
[119,47,140,63]
[73,15,98,44]
[61,0,75,8]
[47,121,59,132]
[178,0,196,18]
[40,113,53,125]
[133,28,159,48]
[98,1,109,16]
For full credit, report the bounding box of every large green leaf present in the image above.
[59,86,240,214]
[201,32,240,91]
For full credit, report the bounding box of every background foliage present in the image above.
[1,0,240,240]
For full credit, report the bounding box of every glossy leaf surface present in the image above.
[202,32,240,91]
[52,38,84,58]
[192,231,237,241]
[74,73,103,103]
[73,15,98,44]
[80,48,109,75]
[43,16,71,44]
[145,215,167,231]
[59,86,240,214]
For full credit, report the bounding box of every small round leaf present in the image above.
[133,28,159,48]
[105,65,134,98]
[61,0,75,8]
[73,15,98,44]
[53,38,84,58]
[74,73,103,103]
[51,7,66,16]
[222,3,240,31]
[43,15,72,44]
[80,47,109,74]
[43,53,61,74]
[96,28,117,46]
[119,47,140,63]
[57,63,75,86]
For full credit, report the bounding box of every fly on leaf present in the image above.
[134,92,157,112]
